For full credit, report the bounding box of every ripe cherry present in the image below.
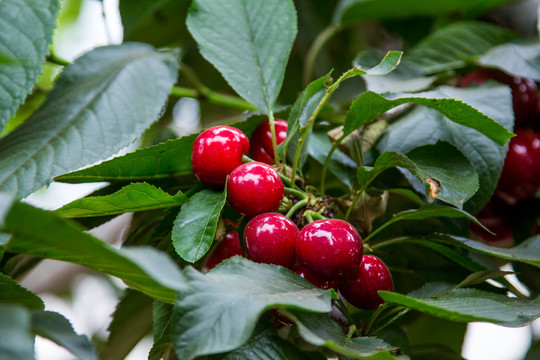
[243,213,298,267]
[495,129,540,204]
[469,199,514,247]
[296,219,363,281]
[191,126,249,188]
[227,162,284,218]
[339,255,394,310]
[292,264,338,290]
[204,231,243,270]
[250,120,288,164]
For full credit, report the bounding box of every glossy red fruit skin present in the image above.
[339,255,394,310]
[204,231,243,270]
[227,162,284,218]
[250,120,288,164]
[191,126,249,188]
[495,129,540,204]
[244,213,298,267]
[292,264,338,290]
[296,219,363,281]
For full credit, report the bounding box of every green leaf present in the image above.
[55,134,197,184]
[288,311,407,359]
[0,304,34,360]
[479,41,540,81]
[376,83,514,213]
[0,0,59,129]
[0,194,184,303]
[172,189,227,263]
[406,21,518,74]
[340,51,403,81]
[0,43,180,198]
[172,257,332,360]
[333,0,514,25]
[0,273,44,310]
[186,0,297,115]
[379,288,540,326]
[55,183,186,218]
[343,86,513,147]
[100,290,153,360]
[31,310,97,360]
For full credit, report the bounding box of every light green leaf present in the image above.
[55,183,186,218]
[186,0,297,115]
[0,43,180,198]
[32,310,97,360]
[0,0,59,129]
[172,189,227,263]
[0,304,34,360]
[0,273,44,310]
[172,257,332,360]
[479,41,540,81]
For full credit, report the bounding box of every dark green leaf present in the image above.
[172,257,332,360]
[479,41,540,80]
[100,290,153,360]
[55,183,186,218]
[0,304,34,360]
[172,189,227,263]
[406,21,518,74]
[0,273,44,310]
[186,0,297,115]
[407,345,465,360]
[32,310,97,360]
[288,310,407,359]
[0,0,59,129]
[376,83,513,213]
[55,134,197,184]
[308,132,356,187]
[0,194,184,303]
[0,43,180,198]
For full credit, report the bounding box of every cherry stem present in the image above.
[285,198,308,219]
[304,210,325,223]
[345,190,365,222]
[284,187,308,200]
[267,112,281,167]
[320,134,345,196]
[363,304,390,335]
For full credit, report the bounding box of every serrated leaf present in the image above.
[479,41,540,80]
[343,86,513,147]
[101,290,153,360]
[288,310,407,359]
[55,183,185,218]
[379,288,540,327]
[376,83,514,213]
[0,304,34,360]
[340,51,403,81]
[0,273,44,310]
[0,0,59,129]
[0,193,184,303]
[406,21,518,74]
[0,43,179,198]
[333,0,514,25]
[172,257,332,360]
[186,0,297,115]
[172,189,227,263]
[55,134,197,184]
[31,310,97,360]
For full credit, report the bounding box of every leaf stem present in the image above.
[370,236,412,250]
[303,23,341,87]
[285,198,308,219]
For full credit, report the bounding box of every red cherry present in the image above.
[250,120,288,164]
[191,126,249,188]
[339,255,394,310]
[292,264,338,290]
[469,199,514,247]
[296,219,363,281]
[227,162,284,217]
[204,231,243,270]
[495,129,540,204]
[243,213,298,267]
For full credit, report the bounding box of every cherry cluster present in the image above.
[462,70,540,245]
[191,121,393,310]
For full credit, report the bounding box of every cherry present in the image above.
[339,255,394,310]
[191,126,249,188]
[243,213,298,267]
[292,264,338,290]
[460,70,539,128]
[495,129,540,204]
[469,199,514,247]
[227,162,284,217]
[296,219,363,281]
[250,120,288,164]
[204,231,243,270]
